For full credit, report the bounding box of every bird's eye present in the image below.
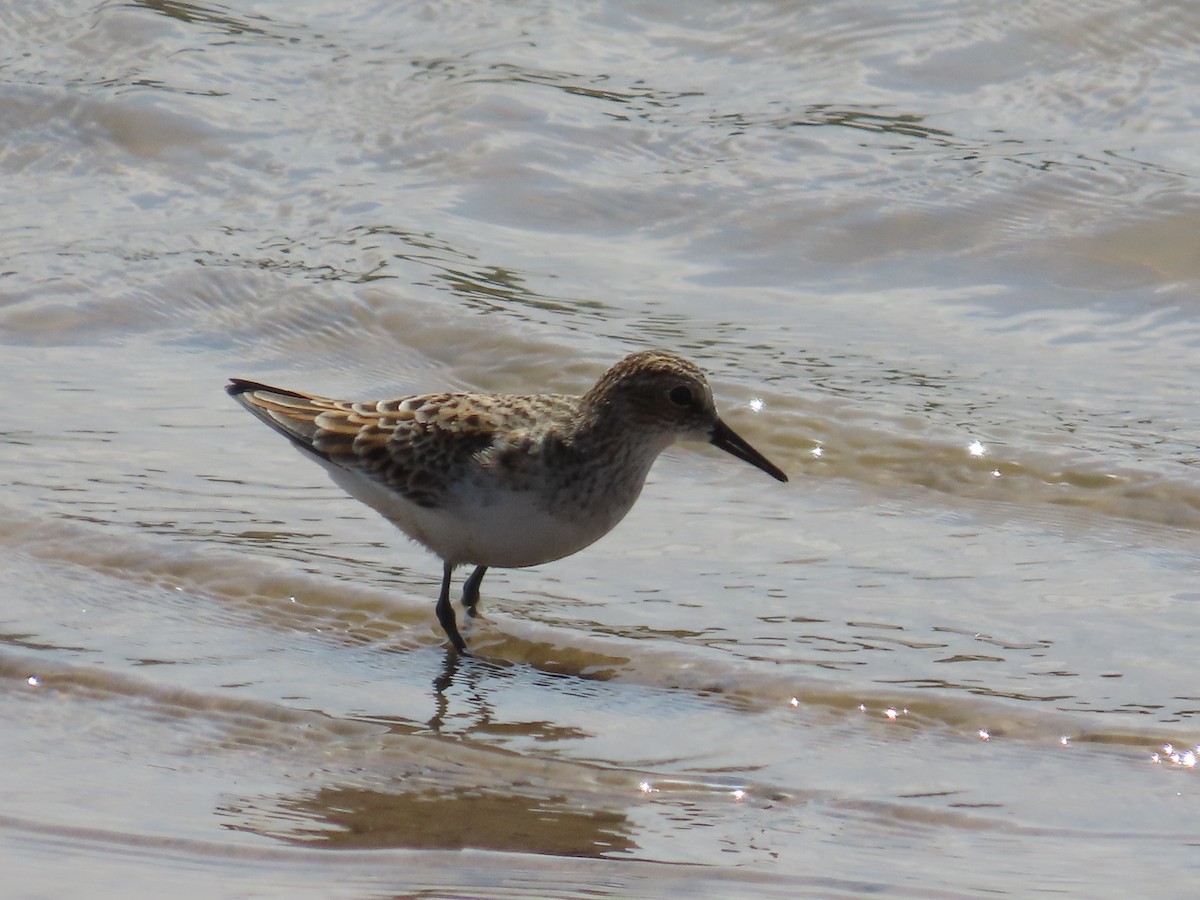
[668,385,693,407]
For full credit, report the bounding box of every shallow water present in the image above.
[3,0,1200,896]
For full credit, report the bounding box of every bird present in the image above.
[226,350,787,652]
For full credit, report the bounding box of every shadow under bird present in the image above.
[226,350,788,652]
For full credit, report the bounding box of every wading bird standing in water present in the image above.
[227,350,787,652]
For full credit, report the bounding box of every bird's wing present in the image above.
[227,379,526,508]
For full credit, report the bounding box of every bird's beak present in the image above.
[710,418,788,482]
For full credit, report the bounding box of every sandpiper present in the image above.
[227,350,787,652]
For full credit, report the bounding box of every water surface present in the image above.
[3,0,1200,896]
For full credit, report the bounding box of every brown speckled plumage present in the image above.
[227,350,787,653]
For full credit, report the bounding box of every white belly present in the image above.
[320,460,640,568]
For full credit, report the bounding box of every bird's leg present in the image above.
[461,565,488,617]
[435,561,467,653]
